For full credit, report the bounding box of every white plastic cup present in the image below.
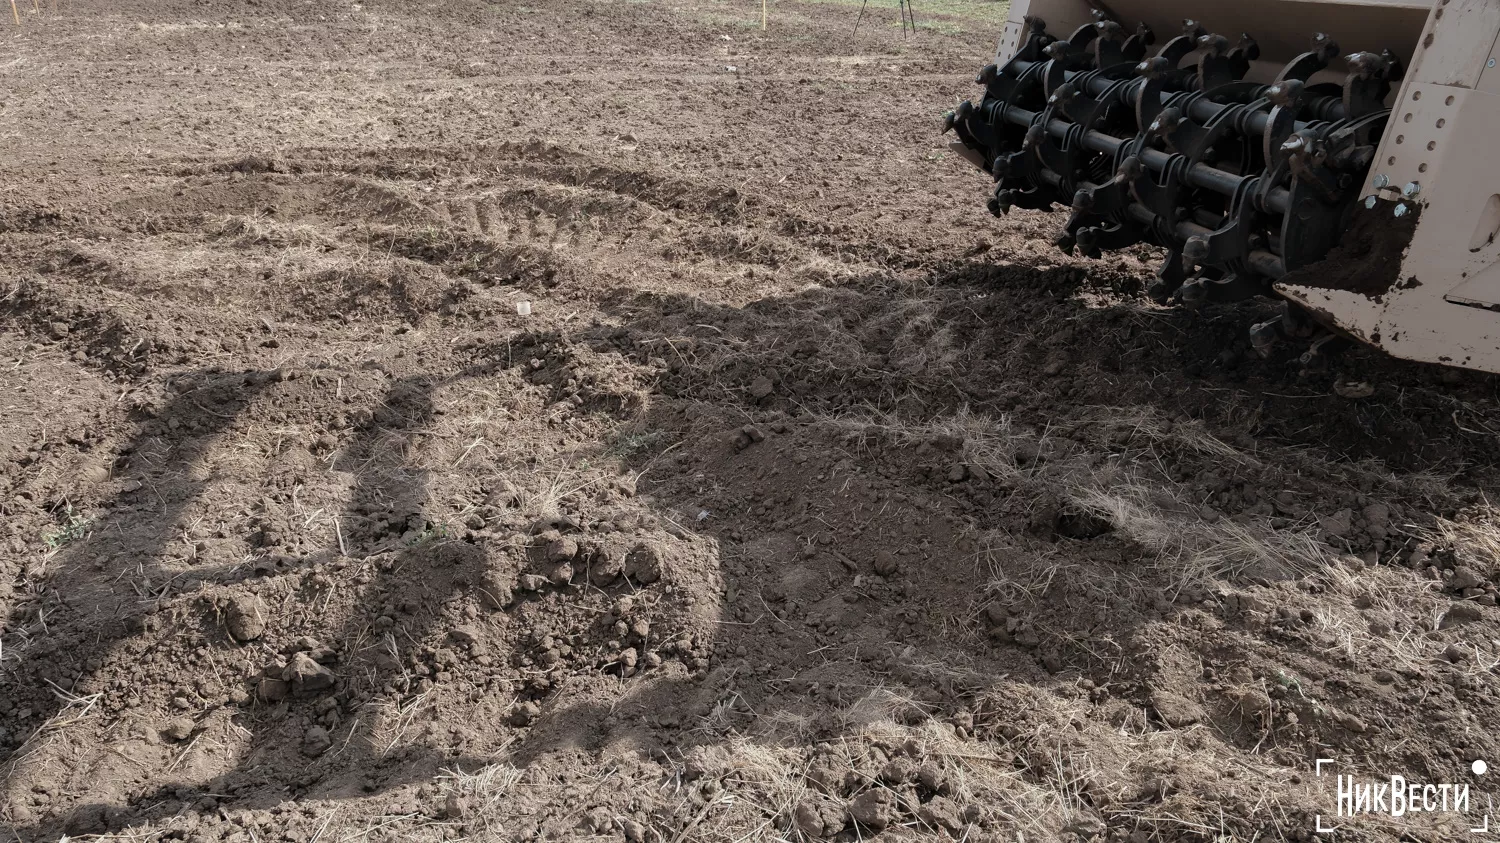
[516,300,532,317]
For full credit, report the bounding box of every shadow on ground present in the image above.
[7,258,1499,841]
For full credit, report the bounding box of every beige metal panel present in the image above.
[1275,286,1391,346]
[1361,2,1493,209]
[1477,29,1500,93]
[995,19,1028,65]
[1281,87,1500,373]
[1404,0,1500,88]
[949,140,987,170]
[997,0,1095,65]
[1280,282,1500,369]
[1446,263,1500,308]
[1364,82,1467,195]
[1100,0,1429,65]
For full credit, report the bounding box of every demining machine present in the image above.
[945,0,1500,373]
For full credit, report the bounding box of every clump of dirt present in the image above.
[1280,201,1420,297]
[3,2,1500,843]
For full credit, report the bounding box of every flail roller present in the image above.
[946,13,1405,315]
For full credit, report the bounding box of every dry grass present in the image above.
[209,214,335,249]
[369,688,435,758]
[422,761,527,840]
[3,681,103,776]
[1072,485,1330,588]
[1411,504,1500,570]
[821,404,1333,597]
[661,686,1076,842]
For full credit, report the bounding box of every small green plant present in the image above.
[412,225,447,244]
[608,430,663,459]
[44,505,92,549]
[1275,669,1323,712]
[406,522,450,546]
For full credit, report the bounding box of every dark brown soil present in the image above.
[1280,201,1419,297]
[4,2,1500,843]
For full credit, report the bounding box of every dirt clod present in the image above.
[257,677,290,703]
[224,593,268,642]
[1334,380,1376,400]
[795,798,846,838]
[1442,602,1485,628]
[618,647,639,676]
[917,763,946,794]
[475,571,513,609]
[160,717,194,741]
[1451,566,1487,592]
[589,545,626,586]
[546,535,579,562]
[441,793,470,820]
[847,789,895,831]
[624,542,663,584]
[916,796,964,833]
[879,757,916,785]
[1336,711,1369,733]
[449,626,483,649]
[1149,689,1205,728]
[734,425,767,451]
[283,653,336,696]
[303,725,332,757]
[510,701,541,727]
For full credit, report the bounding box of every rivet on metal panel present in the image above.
[1490,58,1497,68]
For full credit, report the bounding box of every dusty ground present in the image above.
[5,1,1500,841]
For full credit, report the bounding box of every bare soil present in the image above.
[5,2,1500,842]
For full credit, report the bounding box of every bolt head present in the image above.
[1489,58,1496,68]
[1403,181,1421,197]
[1364,195,1379,209]
[1394,203,1410,218]
[1372,174,1389,189]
